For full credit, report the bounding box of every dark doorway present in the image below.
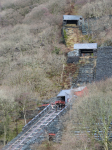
[57,96,65,102]
[66,20,78,25]
[56,96,65,108]
[80,49,93,56]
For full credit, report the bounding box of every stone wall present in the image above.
[67,56,79,63]
[76,59,94,84]
[96,47,112,81]
[68,46,112,86]
[71,57,96,87]
[27,106,69,149]
[46,106,68,143]
[3,105,69,150]
[85,16,112,35]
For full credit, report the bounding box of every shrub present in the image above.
[52,47,60,54]
[79,0,112,18]
[63,29,68,40]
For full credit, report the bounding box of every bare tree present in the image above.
[15,92,31,126]
[0,97,13,145]
[11,101,21,135]
[72,80,112,150]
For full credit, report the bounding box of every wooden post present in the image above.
[61,64,65,82]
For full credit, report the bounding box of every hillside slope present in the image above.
[0,0,112,148]
[0,0,71,100]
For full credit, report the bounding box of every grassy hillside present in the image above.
[0,0,112,100]
[76,0,112,46]
[34,78,112,150]
[0,0,112,148]
[0,0,71,101]
[0,0,71,146]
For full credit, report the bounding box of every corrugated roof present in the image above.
[74,43,97,49]
[63,15,82,20]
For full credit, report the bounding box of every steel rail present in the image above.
[6,108,54,150]
[23,104,51,130]
[13,110,56,150]
[17,110,58,150]
[18,106,68,150]
[6,106,67,150]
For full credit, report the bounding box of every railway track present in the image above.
[3,107,63,150]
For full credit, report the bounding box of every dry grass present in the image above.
[44,78,112,150]
[59,78,112,150]
[75,0,112,46]
[78,0,112,18]
[0,0,112,147]
[0,0,70,100]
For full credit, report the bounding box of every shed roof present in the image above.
[63,15,82,21]
[57,89,71,97]
[74,43,97,49]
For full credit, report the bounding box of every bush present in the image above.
[52,47,60,54]
[79,0,112,18]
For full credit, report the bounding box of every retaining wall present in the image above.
[96,47,112,81]
[25,106,69,150]
[2,105,52,150]
[67,56,80,63]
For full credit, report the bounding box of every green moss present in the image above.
[52,47,60,54]
[63,29,68,40]
[81,35,96,43]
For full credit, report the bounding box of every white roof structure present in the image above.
[57,86,87,103]
[63,15,82,20]
[57,89,71,103]
[57,89,71,97]
[74,43,97,49]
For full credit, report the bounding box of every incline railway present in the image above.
[2,86,87,150]
[2,14,91,149]
[3,104,67,150]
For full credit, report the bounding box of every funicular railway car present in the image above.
[55,86,88,107]
[38,87,88,111]
[55,98,65,108]
[55,89,71,109]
